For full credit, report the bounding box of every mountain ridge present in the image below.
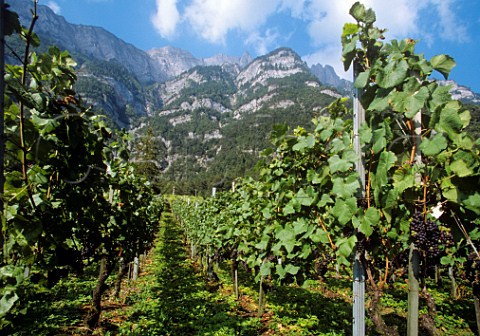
[6,0,480,194]
[9,0,480,102]
[8,0,352,89]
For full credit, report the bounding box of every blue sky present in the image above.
[40,0,480,92]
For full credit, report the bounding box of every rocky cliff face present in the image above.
[10,0,165,84]
[147,46,203,80]
[143,47,341,185]
[154,48,331,118]
[236,48,308,88]
[8,0,257,128]
[438,80,480,105]
[310,63,353,94]
[147,46,253,79]
[203,51,253,68]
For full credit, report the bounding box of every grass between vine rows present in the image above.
[8,206,476,335]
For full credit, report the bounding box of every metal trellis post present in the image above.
[352,60,366,336]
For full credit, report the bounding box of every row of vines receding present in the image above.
[172,2,480,335]
[1,1,164,332]
[1,0,479,335]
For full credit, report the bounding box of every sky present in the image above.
[39,0,480,92]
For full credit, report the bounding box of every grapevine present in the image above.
[1,3,163,329]
[172,3,480,335]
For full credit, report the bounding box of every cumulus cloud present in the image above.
[430,0,469,42]
[183,0,278,44]
[151,0,181,39]
[245,28,282,55]
[278,0,307,19]
[300,0,422,79]
[149,0,470,79]
[301,0,468,79]
[46,1,61,14]
[302,0,428,47]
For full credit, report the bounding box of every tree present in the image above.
[132,126,166,190]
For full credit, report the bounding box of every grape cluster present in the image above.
[410,211,453,262]
[410,211,427,247]
[356,234,367,258]
[315,255,335,277]
[466,252,480,297]
[441,231,455,248]
[424,219,442,259]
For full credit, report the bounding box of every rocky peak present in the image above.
[437,80,480,105]
[10,0,165,84]
[203,51,253,68]
[147,46,203,79]
[236,48,309,88]
[240,51,254,67]
[148,47,252,80]
[310,63,352,93]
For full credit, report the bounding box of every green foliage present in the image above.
[2,203,475,335]
[74,58,148,127]
[1,6,163,328]
[3,2,479,334]
[465,104,480,139]
[172,103,356,284]
[131,127,167,190]
[172,3,480,335]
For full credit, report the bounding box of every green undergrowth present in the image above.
[3,208,476,335]
[117,209,476,335]
[2,267,98,335]
[116,210,262,335]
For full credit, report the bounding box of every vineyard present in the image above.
[1,1,480,336]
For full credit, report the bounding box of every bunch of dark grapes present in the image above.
[410,211,426,248]
[466,252,480,297]
[410,212,452,263]
[315,255,335,277]
[424,219,442,260]
[441,231,455,248]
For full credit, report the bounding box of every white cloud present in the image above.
[183,0,278,44]
[366,0,424,38]
[430,0,469,43]
[278,0,307,19]
[245,28,282,55]
[151,0,180,39]
[46,1,61,14]
[149,0,471,79]
[302,0,427,48]
[301,0,469,80]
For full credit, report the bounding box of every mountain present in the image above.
[310,63,353,94]
[7,0,164,127]
[7,0,254,127]
[437,80,480,105]
[6,0,480,194]
[147,46,253,80]
[9,0,165,84]
[141,48,342,194]
[147,46,203,80]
